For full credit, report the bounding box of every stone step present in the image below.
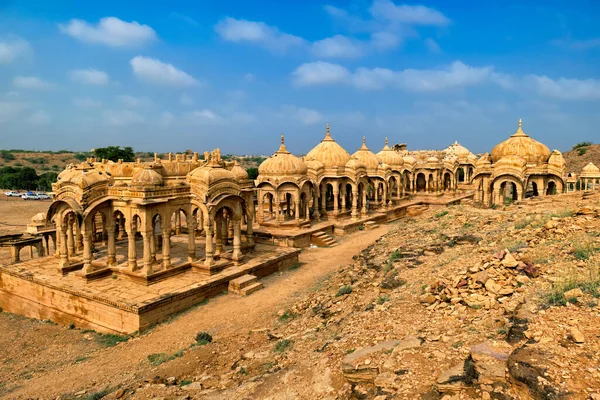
[228,274,258,292]
[240,282,264,296]
[310,231,338,247]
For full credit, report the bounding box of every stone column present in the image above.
[175,212,181,235]
[187,214,196,262]
[295,195,301,224]
[150,231,156,263]
[162,228,171,269]
[215,218,223,257]
[361,190,368,217]
[320,185,327,215]
[382,183,388,209]
[333,185,339,216]
[274,199,281,225]
[117,216,125,240]
[82,231,93,274]
[67,220,75,256]
[59,224,69,268]
[141,231,152,275]
[127,226,137,272]
[340,186,347,212]
[351,188,359,220]
[107,224,116,267]
[75,221,83,252]
[204,221,214,266]
[232,220,242,261]
[305,197,310,221]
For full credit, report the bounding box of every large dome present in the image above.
[131,165,164,187]
[445,141,474,159]
[258,135,308,176]
[376,138,405,167]
[305,124,351,168]
[351,137,380,171]
[491,119,551,164]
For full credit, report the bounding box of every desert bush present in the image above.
[336,285,353,297]
[273,339,293,353]
[195,331,213,345]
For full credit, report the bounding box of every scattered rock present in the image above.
[568,327,585,343]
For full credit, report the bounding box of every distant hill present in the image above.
[563,143,600,174]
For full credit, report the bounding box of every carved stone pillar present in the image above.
[82,231,93,274]
[141,231,152,275]
[107,224,116,267]
[127,226,137,272]
[232,220,242,261]
[204,222,214,266]
[59,224,69,268]
[351,189,359,220]
[187,214,196,262]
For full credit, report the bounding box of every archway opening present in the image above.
[457,168,465,183]
[443,172,451,190]
[416,173,426,192]
[546,181,557,195]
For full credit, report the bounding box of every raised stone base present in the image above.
[0,245,300,334]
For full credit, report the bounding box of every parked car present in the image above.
[22,192,40,200]
[37,193,51,200]
[4,191,20,197]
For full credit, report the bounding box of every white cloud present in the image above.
[188,109,226,124]
[312,35,363,58]
[214,17,305,51]
[424,38,441,53]
[292,61,351,86]
[552,37,600,50]
[370,31,402,50]
[0,37,32,64]
[29,110,52,125]
[369,0,450,26]
[103,109,145,125]
[159,111,175,126]
[0,101,28,123]
[130,56,200,87]
[69,68,109,85]
[117,94,152,107]
[180,93,194,106]
[231,112,257,124]
[59,17,156,47]
[293,61,496,92]
[527,75,600,100]
[282,105,325,125]
[72,97,102,108]
[13,76,52,90]
[243,73,256,82]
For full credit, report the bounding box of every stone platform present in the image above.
[254,192,474,248]
[0,243,300,334]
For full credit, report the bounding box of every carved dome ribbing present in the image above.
[258,135,308,176]
[305,124,351,168]
[491,119,551,164]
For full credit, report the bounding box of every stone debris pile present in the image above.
[421,249,538,313]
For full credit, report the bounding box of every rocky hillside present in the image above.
[564,143,600,174]
[102,192,600,400]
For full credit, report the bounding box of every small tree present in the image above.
[246,167,259,180]
[93,146,135,162]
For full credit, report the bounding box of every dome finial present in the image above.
[385,137,389,147]
[277,133,289,153]
[323,123,334,141]
[362,136,366,145]
[518,118,522,128]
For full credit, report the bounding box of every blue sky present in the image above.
[0,0,599,155]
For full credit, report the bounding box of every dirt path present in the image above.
[8,224,390,399]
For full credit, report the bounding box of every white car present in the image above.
[4,191,20,197]
[37,193,51,200]
[22,193,40,200]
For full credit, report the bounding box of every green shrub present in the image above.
[148,353,168,366]
[578,148,588,156]
[435,210,449,218]
[95,333,129,347]
[278,309,292,322]
[572,141,592,150]
[0,150,15,161]
[195,331,213,345]
[336,285,353,297]
[273,339,293,353]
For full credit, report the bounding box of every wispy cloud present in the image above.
[59,17,157,47]
[215,17,305,52]
[0,36,32,64]
[13,76,53,90]
[69,68,110,85]
[130,56,200,86]
[169,12,200,27]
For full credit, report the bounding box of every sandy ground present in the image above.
[0,217,391,399]
[0,196,50,235]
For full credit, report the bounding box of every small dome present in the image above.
[352,137,380,171]
[345,157,367,172]
[547,150,566,169]
[57,163,110,188]
[304,159,324,174]
[31,212,46,224]
[305,124,351,168]
[403,154,417,166]
[188,164,236,186]
[582,162,600,174]
[491,119,551,164]
[445,141,474,159]
[258,135,308,176]
[231,160,249,181]
[476,153,492,166]
[495,155,527,169]
[376,138,405,167]
[131,165,164,187]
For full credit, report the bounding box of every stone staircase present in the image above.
[228,274,264,296]
[310,231,338,247]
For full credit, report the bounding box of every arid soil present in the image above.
[1,193,600,399]
[0,197,50,235]
[564,143,600,173]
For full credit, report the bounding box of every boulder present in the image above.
[468,341,511,384]
[436,363,467,393]
[507,346,563,399]
[502,252,518,268]
[563,288,584,300]
[568,327,584,344]
[342,340,400,384]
